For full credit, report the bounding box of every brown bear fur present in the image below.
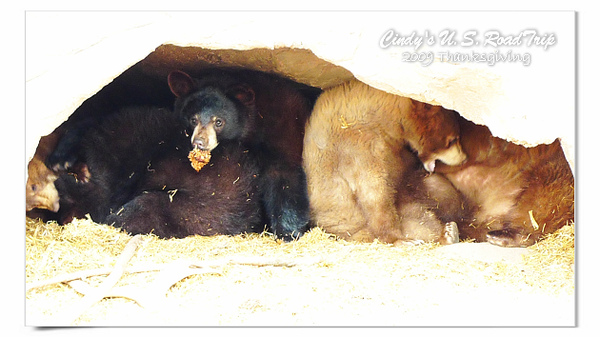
[303,79,466,245]
[26,133,61,213]
[434,115,575,247]
[392,148,467,245]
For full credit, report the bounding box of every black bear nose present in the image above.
[193,137,206,149]
[194,136,214,151]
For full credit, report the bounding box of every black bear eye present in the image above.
[190,117,198,125]
[214,119,224,128]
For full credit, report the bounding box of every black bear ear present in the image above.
[168,70,196,98]
[228,84,255,106]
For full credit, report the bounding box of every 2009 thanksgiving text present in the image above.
[380,29,556,66]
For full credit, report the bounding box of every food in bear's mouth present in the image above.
[188,148,211,172]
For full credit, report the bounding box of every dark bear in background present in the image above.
[46,66,175,172]
[433,115,575,247]
[54,106,182,224]
[162,69,321,239]
[55,106,264,237]
[27,67,174,220]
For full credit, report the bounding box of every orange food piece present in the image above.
[188,149,211,172]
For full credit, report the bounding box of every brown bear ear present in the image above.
[410,99,434,115]
[228,84,255,106]
[168,70,196,98]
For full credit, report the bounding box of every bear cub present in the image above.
[303,79,466,245]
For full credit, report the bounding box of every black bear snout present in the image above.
[193,136,207,150]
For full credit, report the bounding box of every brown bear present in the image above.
[434,115,575,247]
[26,133,61,213]
[303,79,467,245]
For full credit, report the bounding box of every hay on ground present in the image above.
[25,217,575,326]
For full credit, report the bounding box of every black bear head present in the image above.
[167,70,256,151]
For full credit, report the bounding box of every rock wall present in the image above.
[26,11,575,171]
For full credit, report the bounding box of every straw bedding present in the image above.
[25,216,574,326]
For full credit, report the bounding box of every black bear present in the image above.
[106,138,265,238]
[46,66,175,172]
[53,106,182,224]
[54,68,320,241]
[154,68,320,240]
[54,105,265,237]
